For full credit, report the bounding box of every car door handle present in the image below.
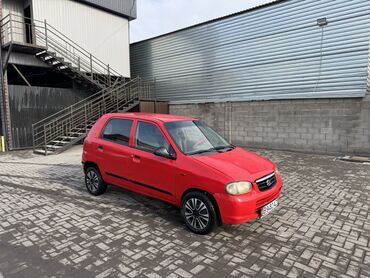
[131,154,141,162]
[97,145,104,150]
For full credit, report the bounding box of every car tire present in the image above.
[181,191,218,235]
[85,166,107,196]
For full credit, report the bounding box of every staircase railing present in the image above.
[1,14,156,153]
[0,13,121,87]
[32,77,155,153]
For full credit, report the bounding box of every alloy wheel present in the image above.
[184,198,210,230]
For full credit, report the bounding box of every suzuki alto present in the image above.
[82,113,282,234]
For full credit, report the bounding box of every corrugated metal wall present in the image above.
[131,0,370,103]
[9,85,90,149]
[33,0,130,77]
[75,0,137,19]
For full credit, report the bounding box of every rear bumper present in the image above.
[214,175,283,225]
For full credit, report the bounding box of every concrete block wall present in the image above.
[169,96,370,155]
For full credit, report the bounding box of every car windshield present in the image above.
[165,120,234,155]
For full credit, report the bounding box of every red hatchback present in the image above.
[82,113,282,234]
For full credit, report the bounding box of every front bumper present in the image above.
[213,175,283,225]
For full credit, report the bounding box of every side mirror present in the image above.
[154,147,177,160]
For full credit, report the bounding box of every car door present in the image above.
[95,118,134,186]
[127,120,177,201]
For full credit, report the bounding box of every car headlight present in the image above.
[226,181,252,196]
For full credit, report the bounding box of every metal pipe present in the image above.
[1,136,4,152]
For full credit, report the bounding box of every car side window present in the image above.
[101,119,133,146]
[136,121,169,153]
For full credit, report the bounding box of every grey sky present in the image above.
[131,0,275,43]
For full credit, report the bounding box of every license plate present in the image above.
[260,199,278,218]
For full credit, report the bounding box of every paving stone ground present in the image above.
[0,146,369,278]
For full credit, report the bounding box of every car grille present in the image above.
[255,172,277,192]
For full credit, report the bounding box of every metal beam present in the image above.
[0,0,9,150]
[1,70,13,150]
[11,64,32,87]
[2,44,13,74]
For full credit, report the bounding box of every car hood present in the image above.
[191,147,275,182]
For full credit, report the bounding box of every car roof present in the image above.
[104,113,197,123]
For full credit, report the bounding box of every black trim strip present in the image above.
[75,0,136,20]
[106,172,173,196]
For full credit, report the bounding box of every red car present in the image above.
[82,113,282,234]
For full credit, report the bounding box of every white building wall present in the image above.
[32,0,130,77]
[2,0,25,44]
[2,0,24,18]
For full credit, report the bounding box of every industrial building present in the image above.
[0,0,140,151]
[131,0,370,155]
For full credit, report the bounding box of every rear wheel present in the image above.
[181,191,218,234]
[85,166,107,196]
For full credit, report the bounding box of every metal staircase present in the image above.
[0,14,155,155]
[32,77,154,155]
[1,14,122,90]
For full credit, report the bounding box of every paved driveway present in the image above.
[0,146,369,278]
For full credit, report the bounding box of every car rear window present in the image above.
[102,119,133,146]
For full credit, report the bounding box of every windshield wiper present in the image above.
[214,145,235,151]
[187,148,218,155]
[188,145,235,155]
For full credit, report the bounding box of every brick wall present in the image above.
[170,95,370,155]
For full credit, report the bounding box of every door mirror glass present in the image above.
[154,147,176,160]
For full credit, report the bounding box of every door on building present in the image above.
[24,6,33,44]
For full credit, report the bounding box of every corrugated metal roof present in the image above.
[75,0,137,20]
[131,0,370,103]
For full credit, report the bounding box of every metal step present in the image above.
[51,140,70,145]
[34,149,55,155]
[43,55,54,61]
[35,50,47,57]
[46,145,64,149]
[72,127,92,131]
[66,132,84,135]
[50,60,61,65]
[74,125,93,129]
[60,136,78,140]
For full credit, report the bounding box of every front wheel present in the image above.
[181,191,218,234]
